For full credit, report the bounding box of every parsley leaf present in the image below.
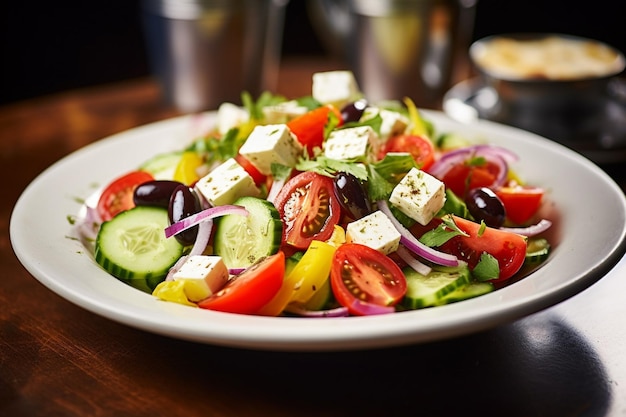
[473,252,500,281]
[270,163,292,183]
[324,110,341,141]
[295,96,322,111]
[438,189,473,219]
[365,153,417,202]
[295,155,367,180]
[419,215,469,247]
[340,112,384,136]
[242,91,287,121]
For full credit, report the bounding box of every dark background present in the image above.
[1,0,624,105]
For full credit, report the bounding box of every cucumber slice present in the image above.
[303,278,333,310]
[436,133,471,151]
[402,265,471,309]
[95,206,184,292]
[139,151,182,180]
[213,196,283,269]
[525,237,550,266]
[436,282,495,305]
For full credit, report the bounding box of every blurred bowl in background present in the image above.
[444,33,626,164]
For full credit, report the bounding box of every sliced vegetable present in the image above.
[235,153,267,186]
[428,145,518,197]
[173,151,205,185]
[274,171,341,249]
[286,105,343,156]
[97,170,154,221]
[436,281,495,305]
[213,196,283,269]
[496,185,544,225]
[524,237,551,266]
[402,265,471,309]
[164,204,248,238]
[198,252,285,315]
[256,240,336,316]
[330,243,407,316]
[377,200,459,267]
[438,216,527,282]
[286,240,337,305]
[139,152,182,179]
[94,206,184,292]
[378,134,435,171]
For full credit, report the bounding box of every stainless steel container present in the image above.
[309,0,477,108]
[142,0,289,113]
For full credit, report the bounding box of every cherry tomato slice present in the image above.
[286,105,343,156]
[496,186,544,225]
[97,170,154,221]
[379,134,435,171]
[274,171,341,249]
[198,252,285,315]
[438,216,527,282]
[330,243,407,316]
[440,160,501,198]
[235,153,266,186]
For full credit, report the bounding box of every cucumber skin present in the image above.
[213,196,283,269]
[436,282,495,305]
[402,266,471,309]
[94,206,184,292]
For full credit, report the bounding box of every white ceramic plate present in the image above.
[10,111,626,351]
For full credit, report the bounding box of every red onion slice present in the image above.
[164,205,248,238]
[347,298,396,316]
[396,245,432,275]
[500,219,552,237]
[228,267,246,275]
[189,220,213,256]
[378,200,459,267]
[284,305,350,317]
[428,144,518,189]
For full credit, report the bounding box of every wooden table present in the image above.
[3,58,626,417]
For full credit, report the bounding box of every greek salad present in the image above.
[75,71,553,317]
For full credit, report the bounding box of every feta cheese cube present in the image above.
[346,210,401,255]
[238,124,304,176]
[323,126,381,161]
[262,100,308,124]
[312,71,362,108]
[389,168,446,226]
[172,255,229,301]
[195,158,260,206]
[216,102,249,135]
[361,107,409,140]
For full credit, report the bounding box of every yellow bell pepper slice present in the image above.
[257,240,337,316]
[152,280,198,307]
[173,151,204,185]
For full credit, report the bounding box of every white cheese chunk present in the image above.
[389,168,446,226]
[262,100,308,124]
[195,158,260,206]
[346,210,401,255]
[216,102,249,135]
[361,107,409,140]
[238,124,304,176]
[323,126,381,161]
[312,71,362,108]
[172,255,229,301]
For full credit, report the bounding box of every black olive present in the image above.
[466,187,506,228]
[340,99,368,124]
[333,172,371,220]
[134,180,184,208]
[168,184,201,246]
